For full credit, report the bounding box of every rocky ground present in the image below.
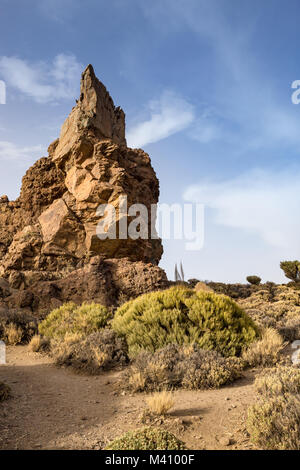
[0,345,257,450]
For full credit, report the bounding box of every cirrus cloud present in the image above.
[127,90,195,147]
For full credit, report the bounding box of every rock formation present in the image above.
[0,65,167,315]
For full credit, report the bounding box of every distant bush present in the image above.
[0,382,11,402]
[112,286,258,358]
[194,282,213,293]
[239,285,300,339]
[51,329,128,374]
[280,260,300,282]
[242,328,286,367]
[106,427,185,450]
[39,302,109,340]
[246,276,261,286]
[123,343,243,392]
[206,282,254,299]
[247,366,300,449]
[0,310,37,344]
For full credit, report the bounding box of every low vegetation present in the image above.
[112,286,258,358]
[0,310,37,344]
[254,366,300,397]
[146,391,175,416]
[29,334,50,353]
[39,302,110,340]
[51,329,128,374]
[239,285,300,341]
[247,366,300,450]
[123,343,243,392]
[105,427,185,450]
[242,328,286,367]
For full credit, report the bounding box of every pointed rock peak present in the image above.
[52,64,126,164]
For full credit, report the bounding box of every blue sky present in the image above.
[0,0,300,282]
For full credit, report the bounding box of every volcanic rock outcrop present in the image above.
[0,65,167,314]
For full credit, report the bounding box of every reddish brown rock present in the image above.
[0,65,167,314]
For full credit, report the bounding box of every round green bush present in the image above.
[39,302,109,339]
[112,286,258,357]
[106,427,185,450]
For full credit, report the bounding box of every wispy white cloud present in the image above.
[0,54,82,104]
[127,90,195,147]
[184,168,300,250]
[0,141,44,163]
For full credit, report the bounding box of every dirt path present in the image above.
[0,346,257,450]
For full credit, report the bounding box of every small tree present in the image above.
[280,261,300,282]
[246,275,261,286]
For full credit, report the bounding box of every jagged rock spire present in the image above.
[52,64,126,165]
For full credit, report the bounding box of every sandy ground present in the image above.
[0,345,257,450]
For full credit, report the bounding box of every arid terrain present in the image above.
[0,345,257,450]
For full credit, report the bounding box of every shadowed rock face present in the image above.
[0,65,167,313]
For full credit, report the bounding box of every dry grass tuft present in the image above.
[146,391,175,416]
[29,334,50,353]
[4,323,23,345]
[242,328,286,367]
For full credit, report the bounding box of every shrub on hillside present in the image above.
[39,302,110,340]
[0,310,37,344]
[0,382,11,402]
[242,328,286,367]
[112,286,258,358]
[51,329,128,374]
[123,344,243,392]
[280,260,300,282]
[206,282,254,299]
[246,276,261,286]
[105,427,185,450]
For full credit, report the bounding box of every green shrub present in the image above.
[112,286,258,357]
[51,329,128,374]
[39,302,109,339]
[280,260,300,282]
[247,394,300,450]
[124,344,243,392]
[0,382,11,402]
[105,427,185,450]
[246,276,261,286]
